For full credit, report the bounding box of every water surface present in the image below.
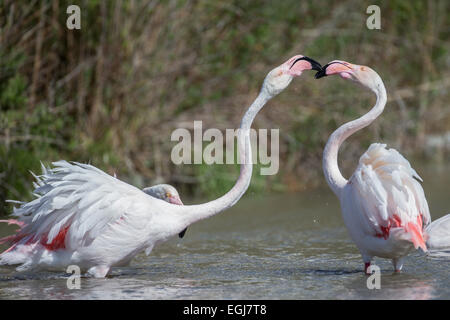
[0,164,448,299]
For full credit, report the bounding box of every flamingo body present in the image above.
[340,143,430,268]
[0,161,187,277]
[316,61,433,272]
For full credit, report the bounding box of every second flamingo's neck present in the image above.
[179,91,271,226]
[323,76,387,197]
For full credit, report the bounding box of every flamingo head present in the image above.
[262,55,322,96]
[143,184,187,238]
[143,184,183,205]
[315,60,382,92]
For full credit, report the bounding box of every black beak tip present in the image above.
[315,70,327,79]
[302,56,323,73]
[311,64,322,72]
[290,56,322,73]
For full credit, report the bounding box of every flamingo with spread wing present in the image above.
[0,55,322,277]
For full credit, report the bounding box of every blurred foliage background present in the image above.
[0,0,449,215]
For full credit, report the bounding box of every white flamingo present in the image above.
[315,60,431,273]
[0,55,322,277]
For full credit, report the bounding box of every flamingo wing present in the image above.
[349,143,431,251]
[6,161,156,251]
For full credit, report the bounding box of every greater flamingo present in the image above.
[0,180,186,242]
[315,60,431,273]
[0,55,321,277]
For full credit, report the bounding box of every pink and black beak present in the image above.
[315,61,352,79]
[169,195,188,238]
[290,56,323,72]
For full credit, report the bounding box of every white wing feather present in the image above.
[349,143,431,237]
[9,161,157,250]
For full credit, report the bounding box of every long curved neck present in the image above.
[179,90,271,226]
[323,76,387,197]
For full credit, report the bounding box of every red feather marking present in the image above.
[391,214,402,227]
[417,215,423,229]
[378,214,402,239]
[41,226,70,251]
[405,215,427,252]
[1,233,30,254]
[0,219,25,227]
[0,222,28,254]
[0,220,24,245]
[379,224,391,239]
[376,214,427,252]
[1,223,70,253]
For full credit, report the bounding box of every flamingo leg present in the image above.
[364,262,371,275]
[362,254,372,275]
[392,258,404,273]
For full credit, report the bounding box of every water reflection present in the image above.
[345,273,436,300]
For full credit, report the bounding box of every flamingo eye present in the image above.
[166,192,171,198]
[361,66,366,71]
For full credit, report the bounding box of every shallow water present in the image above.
[0,163,449,300]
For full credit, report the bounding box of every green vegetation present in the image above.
[0,0,449,215]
